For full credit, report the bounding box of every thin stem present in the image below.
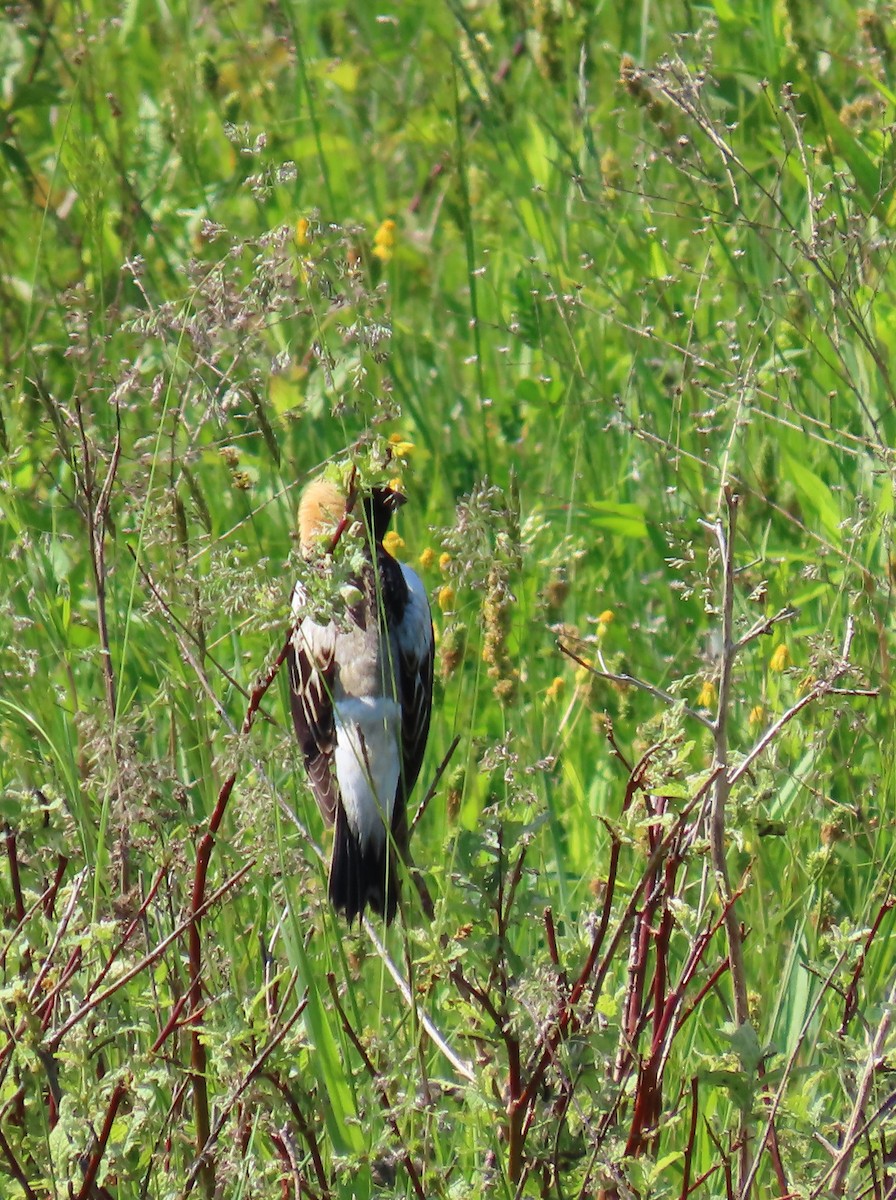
[707,490,751,1190]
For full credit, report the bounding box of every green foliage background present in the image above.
[2,1,896,1196]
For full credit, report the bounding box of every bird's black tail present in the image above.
[329,807,400,924]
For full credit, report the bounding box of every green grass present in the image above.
[2,2,896,1197]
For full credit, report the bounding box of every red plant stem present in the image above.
[592,747,662,1035]
[516,768,721,1121]
[4,826,25,923]
[654,884,747,1055]
[43,861,252,1053]
[43,855,69,917]
[679,1077,699,1200]
[0,1123,37,1200]
[0,873,68,971]
[620,798,671,1090]
[38,946,83,1030]
[187,640,292,1196]
[624,846,683,1155]
[758,1063,790,1196]
[263,1071,331,1199]
[151,987,199,1054]
[76,1080,127,1200]
[653,851,679,1043]
[672,957,731,1038]
[841,895,896,1032]
[544,908,560,969]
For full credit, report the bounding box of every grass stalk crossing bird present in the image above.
[287,478,434,924]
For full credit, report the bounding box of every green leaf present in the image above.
[807,81,890,212]
[581,501,648,539]
[782,453,841,544]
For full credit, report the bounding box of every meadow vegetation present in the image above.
[2,2,896,1196]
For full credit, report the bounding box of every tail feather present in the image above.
[329,806,400,924]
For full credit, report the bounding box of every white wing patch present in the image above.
[398,565,434,659]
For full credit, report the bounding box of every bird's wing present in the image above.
[395,564,435,803]
[288,583,339,824]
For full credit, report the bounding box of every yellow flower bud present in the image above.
[296,217,311,246]
[419,547,436,569]
[697,679,717,708]
[439,552,452,572]
[438,584,456,613]
[372,218,397,262]
[387,434,415,459]
[382,530,404,555]
[769,644,790,672]
[748,704,764,727]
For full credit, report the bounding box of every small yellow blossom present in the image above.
[438,584,456,613]
[387,476,403,492]
[419,547,436,569]
[439,552,452,572]
[597,609,615,640]
[372,218,397,263]
[296,217,311,246]
[769,644,791,672]
[545,676,565,702]
[697,679,717,708]
[388,432,415,459]
[748,705,764,728]
[382,530,404,555]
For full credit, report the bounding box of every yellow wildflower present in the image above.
[748,705,764,728]
[382,530,404,555]
[419,547,436,569]
[296,217,311,246]
[438,585,456,613]
[388,432,415,459]
[545,676,565,702]
[439,552,452,572]
[769,644,791,672]
[372,218,397,263]
[697,679,717,708]
[597,609,615,639]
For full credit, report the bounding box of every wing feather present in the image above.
[288,584,339,824]
[396,564,435,804]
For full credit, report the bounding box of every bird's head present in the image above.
[299,478,407,552]
[363,485,407,543]
[298,479,346,552]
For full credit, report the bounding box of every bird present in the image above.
[286,478,434,924]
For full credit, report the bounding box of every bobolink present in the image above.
[287,479,434,924]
